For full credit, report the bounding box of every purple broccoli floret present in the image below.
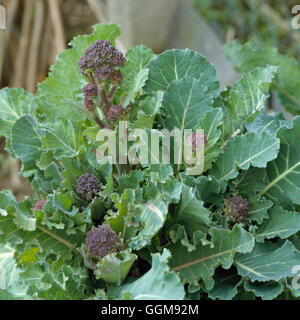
[108,105,124,123]
[86,224,120,259]
[76,173,100,200]
[223,195,250,223]
[78,40,126,83]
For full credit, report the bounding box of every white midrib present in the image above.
[257,228,291,238]
[221,141,278,181]
[145,202,164,222]
[177,83,193,171]
[0,252,14,259]
[235,261,265,279]
[259,160,300,196]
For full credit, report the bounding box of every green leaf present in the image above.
[145,165,182,203]
[176,185,210,236]
[223,40,283,73]
[122,69,149,107]
[256,206,300,242]
[233,167,267,195]
[0,244,30,299]
[53,192,79,216]
[184,175,222,204]
[210,132,280,182]
[42,120,83,159]
[7,199,36,232]
[244,280,284,300]
[106,189,136,240]
[129,196,168,250]
[145,49,220,97]
[223,65,277,139]
[108,249,185,300]
[0,88,38,138]
[94,249,137,285]
[117,170,145,194]
[162,77,214,130]
[157,179,182,204]
[146,164,174,183]
[198,108,223,145]
[197,108,223,170]
[235,241,300,282]
[223,40,300,115]
[245,112,292,134]
[37,24,121,121]
[228,65,277,120]
[11,115,43,176]
[0,200,79,261]
[125,45,154,73]
[247,197,273,224]
[169,224,255,290]
[116,45,154,107]
[205,268,241,300]
[37,265,87,300]
[37,151,54,170]
[259,116,300,205]
[132,91,163,129]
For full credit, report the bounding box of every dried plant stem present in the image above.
[26,0,44,93]
[47,0,66,54]
[11,0,33,88]
[0,0,18,86]
[39,12,52,79]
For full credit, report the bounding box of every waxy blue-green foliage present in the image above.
[0,24,300,300]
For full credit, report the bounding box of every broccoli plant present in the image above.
[0,24,300,300]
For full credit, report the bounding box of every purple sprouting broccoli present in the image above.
[82,83,97,112]
[94,65,123,84]
[78,40,126,128]
[33,199,46,211]
[76,173,100,200]
[86,224,121,259]
[78,40,127,127]
[223,195,250,223]
[78,40,126,83]
[83,83,98,97]
[108,105,124,123]
[83,96,95,112]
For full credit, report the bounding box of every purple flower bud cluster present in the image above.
[83,83,98,97]
[108,105,124,123]
[76,173,100,200]
[94,65,123,84]
[86,224,121,259]
[223,195,250,223]
[33,199,46,211]
[78,40,126,84]
[83,83,98,112]
[78,40,127,125]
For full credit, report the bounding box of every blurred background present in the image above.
[0,0,299,200]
